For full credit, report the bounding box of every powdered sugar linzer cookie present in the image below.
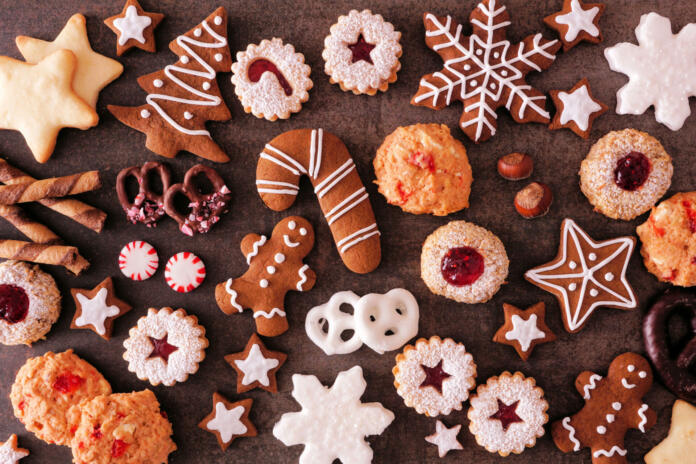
[323,10,402,95]
[231,38,312,121]
[123,307,208,386]
[119,240,159,281]
[164,252,206,293]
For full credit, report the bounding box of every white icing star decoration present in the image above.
[425,420,463,458]
[75,288,121,335]
[113,5,152,45]
[273,366,394,463]
[558,84,603,131]
[0,435,28,463]
[605,13,696,131]
[506,314,545,351]
[208,402,247,443]
[235,344,279,387]
[555,0,601,42]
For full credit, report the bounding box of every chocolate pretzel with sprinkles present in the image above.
[116,161,172,227]
[256,128,381,273]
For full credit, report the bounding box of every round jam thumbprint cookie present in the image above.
[636,191,696,286]
[322,10,402,95]
[421,221,508,303]
[580,129,673,220]
[0,260,60,345]
[374,124,473,216]
[231,38,312,121]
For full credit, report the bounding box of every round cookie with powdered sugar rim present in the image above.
[231,38,312,121]
[467,371,548,456]
[123,307,208,386]
[393,336,477,417]
[322,10,402,95]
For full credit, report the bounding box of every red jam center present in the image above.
[614,151,651,191]
[419,360,451,394]
[347,34,376,64]
[489,399,523,431]
[0,284,29,324]
[441,247,485,286]
[248,59,293,96]
[52,373,85,394]
[148,334,179,363]
[111,439,129,458]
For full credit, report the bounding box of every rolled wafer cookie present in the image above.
[0,239,87,274]
[0,171,101,204]
[256,129,381,273]
[0,158,106,232]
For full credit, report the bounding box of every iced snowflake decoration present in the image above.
[604,13,696,131]
[411,0,560,142]
[273,366,394,464]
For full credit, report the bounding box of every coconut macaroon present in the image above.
[580,129,672,220]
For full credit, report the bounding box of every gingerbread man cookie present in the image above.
[552,352,656,463]
[215,216,316,337]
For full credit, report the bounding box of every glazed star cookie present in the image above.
[273,366,394,463]
[393,336,477,417]
[70,277,132,340]
[645,400,696,464]
[322,10,402,95]
[10,349,111,446]
[0,434,28,463]
[468,371,548,456]
[425,420,463,458]
[580,129,673,220]
[104,0,165,56]
[231,38,312,120]
[551,353,656,464]
[421,221,509,304]
[492,302,556,361]
[0,260,60,346]
[549,79,607,138]
[543,0,605,51]
[224,333,287,394]
[123,307,208,386]
[373,124,473,216]
[199,393,257,451]
[68,390,176,464]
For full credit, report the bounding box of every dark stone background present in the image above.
[0,0,692,462]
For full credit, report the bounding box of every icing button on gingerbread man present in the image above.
[552,352,656,463]
[215,216,316,337]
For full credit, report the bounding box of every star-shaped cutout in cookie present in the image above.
[420,360,451,394]
[105,0,164,56]
[70,277,132,340]
[525,218,637,333]
[492,302,556,361]
[0,434,29,463]
[489,399,523,431]
[425,420,463,458]
[199,393,257,451]
[16,13,123,109]
[347,34,376,64]
[148,333,179,362]
[645,400,696,464]
[224,333,287,393]
[549,78,607,138]
[544,0,605,51]
[0,50,97,163]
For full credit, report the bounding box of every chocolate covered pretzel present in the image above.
[116,161,171,227]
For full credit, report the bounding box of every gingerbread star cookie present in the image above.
[544,0,605,51]
[104,0,165,56]
[492,302,556,361]
[224,333,287,394]
[199,393,256,451]
[16,13,123,109]
[525,219,637,333]
[645,400,696,464]
[70,277,132,340]
[549,78,607,138]
[0,434,29,463]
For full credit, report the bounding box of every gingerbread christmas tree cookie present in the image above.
[224,333,287,393]
[199,393,256,451]
[104,0,164,56]
[70,277,132,340]
[492,302,555,361]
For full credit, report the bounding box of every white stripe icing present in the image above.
[253,308,286,319]
[246,236,267,264]
[337,223,381,254]
[562,417,581,452]
[637,403,648,432]
[224,279,243,312]
[296,264,309,291]
[314,159,354,197]
[593,446,627,458]
[583,374,603,399]
[325,188,368,225]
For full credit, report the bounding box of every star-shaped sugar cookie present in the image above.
[199,393,257,451]
[0,50,98,163]
[104,0,164,56]
[549,78,607,138]
[492,302,556,361]
[645,400,696,464]
[224,333,287,393]
[16,13,123,109]
[70,277,132,340]
[425,420,463,458]
[0,434,29,463]
[544,0,605,51]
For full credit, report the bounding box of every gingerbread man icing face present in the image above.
[274,217,314,257]
[608,353,652,397]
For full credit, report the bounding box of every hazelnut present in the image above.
[497,153,533,180]
[514,182,552,219]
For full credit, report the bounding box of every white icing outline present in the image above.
[583,374,603,399]
[637,403,649,432]
[245,236,267,264]
[562,417,581,451]
[593,446,627,458]
[224,279,243,312]
[253,308,286,319]
[296,264,309,291]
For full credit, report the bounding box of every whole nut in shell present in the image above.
[514,182,552,218]
[497,153,533,180]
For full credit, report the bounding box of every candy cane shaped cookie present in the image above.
[256,129,381,273]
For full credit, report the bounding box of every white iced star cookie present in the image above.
[199,393,256,451]
[507,315,545,351]
[113,5,152,45]
[549,78,607,138]
[493,303,556,361]
[225,333,287,393]
[544,0,605,51]
[605,12,696,131]
[0,434,28,463]
[273,366,394,464]
[425,420,463,458]
[70,277,131,340]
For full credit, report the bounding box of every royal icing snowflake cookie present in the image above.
[224,333,287,394]
[199,393,257,451]
[70,277,132,340]
[273,366,394,463]
[119,240,159,281]
[425,420,463,458]
[164,252,206,293]
[322,10,402,95]
[544,0,605,51]
[123,307,208,386]
[468,371,549,456]
[231,38,312,121]
[393,336,477,417]
[104,0,164,56]
[549,78,607,138]
[492,302,556,361]
[0,435,28,463]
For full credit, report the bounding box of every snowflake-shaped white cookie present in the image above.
[605,13,696,131]
[273,366,394,464]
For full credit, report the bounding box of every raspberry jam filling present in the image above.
[248,59,293,96]
[111,439,129,458]
[489,398,523,431]
[52,372,85,394]
[419,360,451,394]
[0,284,29,324]
[441,247,485,286]
[148,334,179,363]
[347,34,376,64]
[614,151,651,191]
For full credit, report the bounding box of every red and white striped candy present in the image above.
[164,252,206,293]
[119,240,159,281]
